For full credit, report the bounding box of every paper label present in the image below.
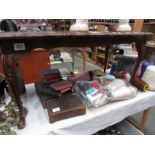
[14,43,25,51]
[52,107,60,113]
[0,106,5,111]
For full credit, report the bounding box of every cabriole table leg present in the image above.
[2,54,26,129]
[130,43,146,82]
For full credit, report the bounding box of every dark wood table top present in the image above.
[0,31,153,39]
[0,31,153,55]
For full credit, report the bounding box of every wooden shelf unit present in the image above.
[88,19,155,63]
[48,19,72,31]
[132,19,155,60]
[94,47,114,67]
[145,44,155,48]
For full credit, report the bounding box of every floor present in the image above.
[52,55,155,135]
[131,108,155,135]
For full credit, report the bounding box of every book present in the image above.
[42,77,62,84]
[42,73,61,79]
[41,69,60,75]
[51,80,72,91]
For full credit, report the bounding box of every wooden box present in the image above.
[47,93,86,123]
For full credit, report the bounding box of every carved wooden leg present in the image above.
[130,43,145,82]
[2,54,26,129]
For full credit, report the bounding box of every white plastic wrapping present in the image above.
[142,66,155,90]
[105,79,127,91]
[105,79,138,101]
[109,86,138,101]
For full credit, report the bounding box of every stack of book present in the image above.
[51,80,73,94]
[35,71,86,123]
[41,69,62,84]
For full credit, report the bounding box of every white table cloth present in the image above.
[9,84,155,135]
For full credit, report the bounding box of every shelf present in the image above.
[47,19,71,31]
[146,40,155,48]
[145,44,155,48]
[97,47,106,51]
[130,22,155,25]
[60,25,70,28]
[59,19,70,23]
[89,21,155,26]
[89,22,118,25]
[144,22,155,25]
[17,24,46,27]
[96,54,105,59]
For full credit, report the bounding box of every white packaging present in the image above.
[105,79,127,92]
[109,86,137,101]
[70,19,89,32]
[142,66,155,90]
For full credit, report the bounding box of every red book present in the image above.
[42,73,61,79]
[51,80,72,91]
[42,77,62,84]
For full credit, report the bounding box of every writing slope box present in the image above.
[47,93,86,123]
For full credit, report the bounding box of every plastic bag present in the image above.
[75,80,109,107]
[105,79,138,101]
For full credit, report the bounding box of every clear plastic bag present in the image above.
[75,80,109,107]
[105,79,138,101]
[108,86,138,101]
[105,79,127,92]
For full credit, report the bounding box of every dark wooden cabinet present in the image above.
[19,50,50,84]
[0,51,50,84]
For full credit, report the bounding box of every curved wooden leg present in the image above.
[130,43,146,82]
[2,54,26,129]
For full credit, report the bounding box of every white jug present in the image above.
[117,19,131,32]
[70,19,89,32]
